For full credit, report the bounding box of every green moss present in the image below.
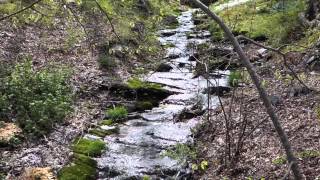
[58,162,96,180]
[135,101,154,111]
[89,126,119,137]
[59,154,97,180]
[106,106,128,121]
[272,156,287,165]
[99,119,114,126]
[127,78,162,90]
[88,128,109,138]
[298,150,320,159]
[73,153,97,167]
[72,138,105,157]
[209,0,306,46]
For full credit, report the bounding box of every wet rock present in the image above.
[162,15,179,28]
[160,30,177,37]
[176,107,205,121]
[156,63,173,72]
[178,62,186,68]
[202,86,231,96]
[193,18,206,25]
[188,54,199,61]
[167,53,180,59]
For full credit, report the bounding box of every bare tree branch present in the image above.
[237,35,311,91]
[94,0,121,42]
[0,0,43,22]
[189,0,305,179]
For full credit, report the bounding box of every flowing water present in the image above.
[94,9,229,179]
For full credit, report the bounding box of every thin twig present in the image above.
[94,0,121,42]
[0,0,43,22]
[237,35,311,91]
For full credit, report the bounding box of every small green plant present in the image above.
[272,156,287,165]
[72,138,106,157]
[273,149,320,166]
[142,175,151,180]
[106,106,128,121]
[228,70,242,87]
[163,144,197,164]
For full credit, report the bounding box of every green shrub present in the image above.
[106,106,128,121]
[163,143,197,164]
[0,60,73,136]
[228,70,242,87]
[72,138,106,157]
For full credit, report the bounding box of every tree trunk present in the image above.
[188,0,305,179]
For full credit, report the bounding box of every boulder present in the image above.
[156,63,173,72]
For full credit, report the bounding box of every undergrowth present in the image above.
[0,59,73,137]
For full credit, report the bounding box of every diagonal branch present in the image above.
[0,0,43,22]
[94,0,121,42]
[189,0,304,179]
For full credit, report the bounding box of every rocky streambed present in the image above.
[88,10,229,179]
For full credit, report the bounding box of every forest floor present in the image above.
[193,17,320,180]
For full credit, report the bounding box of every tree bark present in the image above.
[189,0,304,179]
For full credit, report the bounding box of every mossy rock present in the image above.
[89,126,119,137]
[99,119,114,126]
[135,101,154,112]
[73,153,97,168]
[58,163,96,180]
[88,128,109,138]
[100,125,119,135]
[109,80,172,102]
[72,138,105,157]
[58,153,98,180]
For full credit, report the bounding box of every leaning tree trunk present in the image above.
[188,0,305,179]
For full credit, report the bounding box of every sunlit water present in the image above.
[94,9,229,180]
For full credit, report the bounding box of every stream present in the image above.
[94,9,228,179]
